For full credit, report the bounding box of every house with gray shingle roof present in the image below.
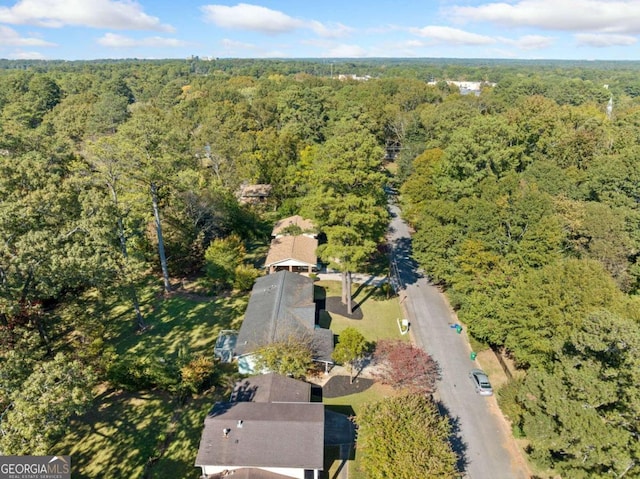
[234,271,333,375]
[195,373,324,479]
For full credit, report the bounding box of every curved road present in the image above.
[387,201,530,479]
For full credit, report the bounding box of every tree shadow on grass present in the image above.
[325,297,363,320]
[61,389,175,479]
[113,290,248,358]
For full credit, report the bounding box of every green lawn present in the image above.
[59,283,248,479]
[60,386,225,479]
[316,280,407,342]
[112,287,248,358]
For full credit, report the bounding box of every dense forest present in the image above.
[1,58,640,478]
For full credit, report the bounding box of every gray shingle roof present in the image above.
[234,271,316,357]
[311,328,335,364]
[230,373,311,403]
[195,400,324,470]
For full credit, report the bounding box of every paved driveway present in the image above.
[387,201,530,479]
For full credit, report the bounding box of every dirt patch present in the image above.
[323,375,374,398]
[324,296,364,320]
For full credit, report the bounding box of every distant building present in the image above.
[337,73,372,81]
[265,235,318,274]
[238,184,272,205]
[427,80,496,96]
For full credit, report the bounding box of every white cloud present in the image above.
[202,3,303,34]
[97,33,188,48]
[221,38,258,50]
[575,33,637,47]
[449,0,640,34]
[0,0,174,32]
[201,3,351,38]
[323,44,368,57]
[405,39,425,48]
[0,25,56,46]
[508,34,555,50]
[308,20,352,38]
[412,25,496,45]
[6,49,47,59]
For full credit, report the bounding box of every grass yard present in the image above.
[315,280,407,342]
[111,286,248,358]
[59,282,249,479]
[60,386,224,479]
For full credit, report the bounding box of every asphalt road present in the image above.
[387,201,530,479]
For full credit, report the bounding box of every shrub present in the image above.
[373,339,440,394]
[233,264,261,291]
[180,355,216,394]
[107,354,179,392]
[204,235,246,287]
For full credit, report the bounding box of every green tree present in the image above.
[254,335,314,379]
[84,137,147,330]
[0,354,95,455]
[116,104,191,294]
[1,74,62,129]
[0,151,117,347]
[502,311,640,477]
[502,258,625,368]
[301,119,388,313]
[358,395,458,479]
[332,327,368,384]
[276,82,327,144]
[204,235,246,289]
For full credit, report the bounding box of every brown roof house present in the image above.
[271,215,317,238]
[238,184,272,205]
[265,235,318,274]
[234,271,334,375]
[195,373,324,479]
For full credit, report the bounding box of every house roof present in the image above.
[234,271,316,357]
[194,402,324,470]
[264,235,318,269]
[271,215,316,237]
[230,373,311,403]
[311,328,335,364]
[239,184,272,199]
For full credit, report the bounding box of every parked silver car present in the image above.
[469,369,493,396]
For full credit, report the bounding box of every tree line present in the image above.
[400,69,640,477]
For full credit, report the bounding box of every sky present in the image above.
[1,0,640,61]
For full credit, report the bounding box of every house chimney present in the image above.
[237,420,243,428]
[223,428,231,438]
